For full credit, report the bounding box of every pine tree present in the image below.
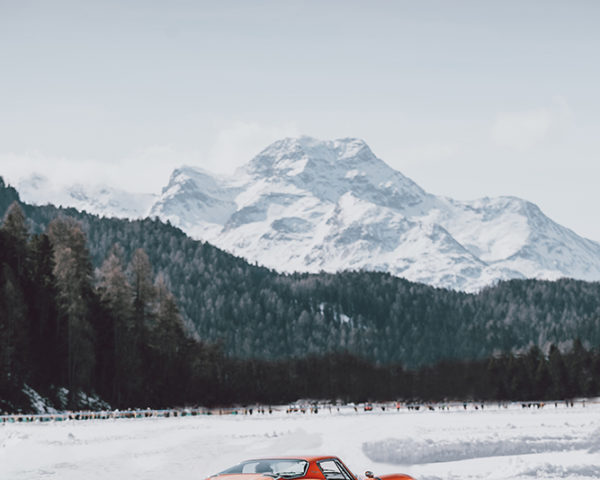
[129,248,155,328]
[0,263,28,399]
[27,233,60,389]
[47,217,96,406]
[548,344,568,400]
[151,274,187,405]
[533,357,552,400]
[2,202,28,277]
[566,339,588,397]
[0,206,31,404]
[96,244,134,405]
[127,248,156,403]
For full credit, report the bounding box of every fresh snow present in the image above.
[17,174,156,219]
[14,137,600,291]
[150,137,600,291]
[2,402,600,480]
[21,385,57,415]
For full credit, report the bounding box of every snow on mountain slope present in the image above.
[436,195,600,282]
[15,137,600,291]
[149,167,238,239]
[17,174,156,219]
[149,136,600,291]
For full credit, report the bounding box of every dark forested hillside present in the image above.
[1,178,600,371]
[1,177,600,412]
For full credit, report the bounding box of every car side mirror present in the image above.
[365,472,374,478]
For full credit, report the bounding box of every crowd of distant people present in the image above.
[0,399,591,424]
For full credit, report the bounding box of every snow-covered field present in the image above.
[1,402,600,480]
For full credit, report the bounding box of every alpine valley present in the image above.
[17,137,600,291]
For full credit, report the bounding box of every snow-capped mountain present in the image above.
[14,137,600,291]
[17,174,156,219]
[149,137,600,291]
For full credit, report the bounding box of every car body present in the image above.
[208,456,414,480]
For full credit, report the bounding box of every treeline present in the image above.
[1,199,600,412]
[408,342,600,402]
[0,202,205,411]
[203,343,600,405]
[1,178,600,370]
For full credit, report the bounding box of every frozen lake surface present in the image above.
[1,402,600,480]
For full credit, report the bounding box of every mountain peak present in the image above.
[261,135,370,155]
[17,136,600,291]
[148,136,600,290]
[244,136,382,178]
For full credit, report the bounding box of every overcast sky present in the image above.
[1,0,600,240]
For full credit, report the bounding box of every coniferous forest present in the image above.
[1,177,600,412]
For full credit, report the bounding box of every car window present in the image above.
[220,460,308,478]
[317,460,352,480]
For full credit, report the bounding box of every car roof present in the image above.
[245,456,339,462]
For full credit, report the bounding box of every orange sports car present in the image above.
[208,456,414,480]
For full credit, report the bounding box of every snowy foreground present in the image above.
[1,402,600,480]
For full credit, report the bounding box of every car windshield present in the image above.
[219,459,309,478]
